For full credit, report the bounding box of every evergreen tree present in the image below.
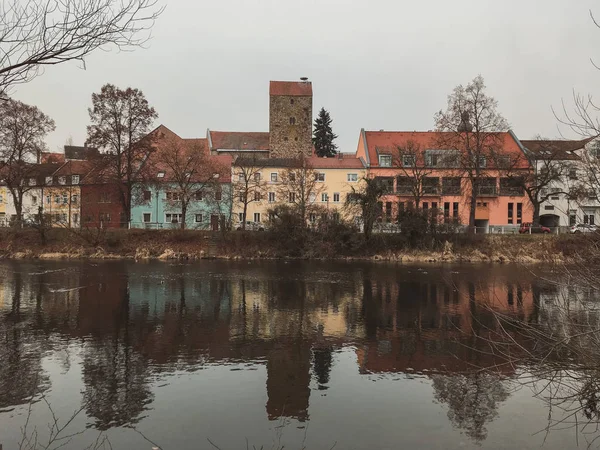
[312,107,338,157]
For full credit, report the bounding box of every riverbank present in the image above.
[0,228,595,264]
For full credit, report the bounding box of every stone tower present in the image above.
[269,79,313,158]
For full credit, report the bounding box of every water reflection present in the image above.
[0,261,588,448]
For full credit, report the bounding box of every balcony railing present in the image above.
[476,186,497,196]
[422,186,440,196]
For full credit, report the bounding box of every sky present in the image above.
[9,0,600,154]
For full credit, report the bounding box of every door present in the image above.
[211,214,219,231]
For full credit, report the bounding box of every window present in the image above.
[62,193,68,204]
[54,194,60,204]
[569,168,578,180]
[99,212,111,223]
[477,156,487,168]
[71,194,78,204]
[238,172,246,182]
[99,192,111,203]
[497,156,511,168]
[508,203,514,224]
[309,193,316,203]
[396,176,414,195]
[254,191,261,201]
[270,173,278,182]
[379,154,393,167]
[333,193,340,202]
[0,194,2,204]
[32,196,37,205]
[426,154,438,167]
[516,203,523,224]
[444,202,450,221]
[321,193,329,202]
[569,210,577,226]
[309,213,317,223]
[238,213,245,222]
[402,155,415,167]
[268,192,275,203]
[290,99,294,105]
[422,177,439,195]
[45,176,53,185]
[544,205,555,211]
[165,213,183,223]
[289,172,296,182]
[254,213,261,223]
[143,213,151,223]
[143,190,151,202]
[195,191,203,201]
[58,176,66,185]
[423,202,429,210]
[72,175,80,185]
[500,177,523,196]
[453,202,459,220]
[73,213,79,225]
[254,173,261,182]
[214,190,222,201]
[195,214,203,223]
[46,195,51,205]
[550,188,560,200]
[289,192,296,203]
[290,117,296,125]
[166,192,182,201]
[347,173,358,182]
[157,171,165,178]
[239,192,246,202]
[476,178,497,196]
[584,211,595,225]
[315,172,325,182]
[29,178,36,186]
[442,177,461,195]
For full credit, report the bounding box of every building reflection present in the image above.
[0,261,591,441]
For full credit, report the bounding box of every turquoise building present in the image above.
[130,181,232,230]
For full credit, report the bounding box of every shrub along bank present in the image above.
[0,225,596,264]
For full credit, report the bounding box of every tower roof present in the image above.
[269,80,312,97]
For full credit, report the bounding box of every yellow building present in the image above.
[232,155,366,227]
[42,160,87,228]
[0,186,6,226]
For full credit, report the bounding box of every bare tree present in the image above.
[394,140,437,209]
[154,136,223,229]
[434,75,510,231]
[0,99,55,224]
[0,0,163,93]
[345,177,385,240]
[86,83,158,226]
[275,156,324,226]
[232,157,267,229]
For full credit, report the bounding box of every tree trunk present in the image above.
[242,201,248,230]
[532,202,541,227]
[469,185,477,233]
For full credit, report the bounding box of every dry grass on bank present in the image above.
[0,227,597,263]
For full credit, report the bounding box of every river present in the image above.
[0,260,594,449]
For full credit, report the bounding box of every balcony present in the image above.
[422,186,440,196]
[476,186,497,196]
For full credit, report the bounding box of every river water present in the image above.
[0,260,594,449]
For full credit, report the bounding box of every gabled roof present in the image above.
[360,130,524,168]
[40,152,65,164]
[208,131,270,151]
[269,81,312,97]
[235,155,365,169]
[520,138,592,161]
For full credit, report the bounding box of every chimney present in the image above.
[300,77,309,82]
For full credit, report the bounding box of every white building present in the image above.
[519,138,600,228]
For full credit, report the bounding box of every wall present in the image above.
[80,184,126,229]
[269,95,313,158]
[130,182,232,230]
[43,185,81,228]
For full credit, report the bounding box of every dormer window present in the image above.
[379,155,392,167]
[29,178,36,186]
[58,176,66,185]
[290,117,296,125]
[401,155,415,167]
[45,176,53,185]
[157,171,165,178]
[72,175,80,185]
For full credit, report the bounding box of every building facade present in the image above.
[355,129,534,232]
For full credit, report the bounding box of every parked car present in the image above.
[519,222,551,234]
[570,223,599,234]
[236,221,265,231]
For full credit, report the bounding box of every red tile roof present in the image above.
[209,131,270,151]
[361,131,525,168]
[40,152,65,163]
[269,81,312,97]
[307,155,365,169]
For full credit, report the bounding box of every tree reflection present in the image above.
[432,372,510,442]
[313,346,333,390]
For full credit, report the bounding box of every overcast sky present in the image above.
[10,0,600,154]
